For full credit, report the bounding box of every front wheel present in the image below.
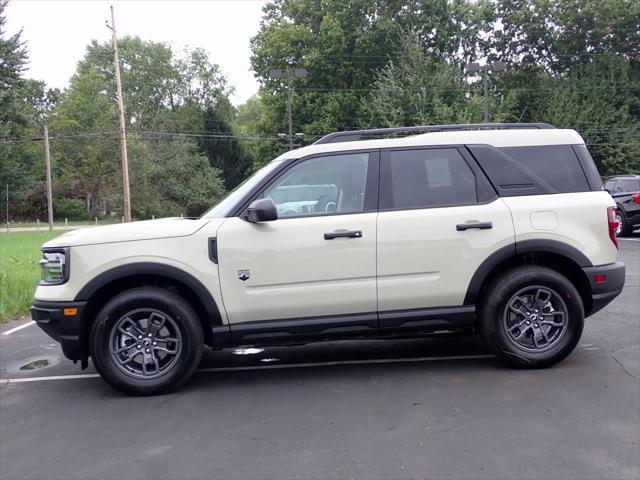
[90,287,204,395]
[479,266,584,368]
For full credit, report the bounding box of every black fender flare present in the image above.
[463,239,592,305]
[74,262,223,326]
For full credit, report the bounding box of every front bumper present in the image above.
[583,262,625,316]
[31,300,86,362]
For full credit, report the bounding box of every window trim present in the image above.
[378,145,495,212]
[234,149,380,221]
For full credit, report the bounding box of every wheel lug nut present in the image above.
[148,333,152,337]
[152,341,157,346]
[138,335,142,339]
[145,349,150,353]
[526,321,531,325]
[137,345,141,349]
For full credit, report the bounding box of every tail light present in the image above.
[632,194,640,205]
[607,206,619,248]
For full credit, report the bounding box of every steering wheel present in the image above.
[316,195,336,213]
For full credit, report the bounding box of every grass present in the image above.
[0,231,61,322]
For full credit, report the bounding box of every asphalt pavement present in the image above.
[1,238,638,480]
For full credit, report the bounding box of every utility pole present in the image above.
[287,77,293,150]
[269,68,308,150]
[107,6,131,222]
[482,69,489,124]
[43,125,54,231]
[465,61,507,123]
[5,184,8,233]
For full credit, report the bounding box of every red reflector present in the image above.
[594,274,606,284]
[632,194,640,205]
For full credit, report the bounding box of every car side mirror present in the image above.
[246,198,278,223]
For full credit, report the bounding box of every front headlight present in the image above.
[39,249,69,285]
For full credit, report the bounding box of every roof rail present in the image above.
[313,123,556,145]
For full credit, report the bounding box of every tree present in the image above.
[250,0,493,142]
[0,0,29,195]
[50,37,238,217]
[364,34,485,126]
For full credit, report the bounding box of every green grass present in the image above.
[0,231,61,322]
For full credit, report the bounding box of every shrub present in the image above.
[55,198,88,220]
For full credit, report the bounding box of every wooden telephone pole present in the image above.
[107,5,131,222]
[43,125,54,231]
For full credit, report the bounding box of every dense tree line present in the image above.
[250,0,640,173]
[1,0,639,221]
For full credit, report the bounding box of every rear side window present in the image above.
[381,148,477,209]
[500,146,590,193]
[616,179,640,192]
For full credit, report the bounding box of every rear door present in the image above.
[376,146,515,329]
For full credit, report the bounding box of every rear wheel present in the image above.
[90,287,204,395]
[479,266,584,368]
[615,210,629,237]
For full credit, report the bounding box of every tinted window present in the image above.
[262,153,369,218]
[501,146,590,193]
[603,180,616,193]
[382,148,477,209]
[616,179,640,193]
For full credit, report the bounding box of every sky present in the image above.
[5,0,268,105]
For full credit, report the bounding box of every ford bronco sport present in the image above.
[32,123,626,395]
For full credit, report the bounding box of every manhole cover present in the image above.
[20,359,49,370]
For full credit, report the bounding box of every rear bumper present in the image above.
[582,262,625,316]
[31,300,86,362]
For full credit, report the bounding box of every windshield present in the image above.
[201,160,284,218]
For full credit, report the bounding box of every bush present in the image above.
[55,198,88,220]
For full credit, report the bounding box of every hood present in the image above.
[43,217,216,248]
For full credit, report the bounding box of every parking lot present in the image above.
[1,238,638,480]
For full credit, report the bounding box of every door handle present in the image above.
[324,230,363,240]
[456,222,493,231]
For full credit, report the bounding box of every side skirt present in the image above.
[213,306,476,349]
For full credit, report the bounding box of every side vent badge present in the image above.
[237,269,250,282]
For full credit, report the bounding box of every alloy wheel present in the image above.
[109,308,183,379]
[502,286,568,352]
[615,214,624,236]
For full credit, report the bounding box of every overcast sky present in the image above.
[5,0,267,105]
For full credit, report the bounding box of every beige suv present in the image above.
[32,123,625,395]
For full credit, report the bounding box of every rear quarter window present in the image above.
[500,145,590,193]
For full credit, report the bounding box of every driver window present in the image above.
[263,153,369,218]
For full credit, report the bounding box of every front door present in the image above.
[216,151,379,338]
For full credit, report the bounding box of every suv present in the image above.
[32,123,626,395]
[603,174,640,237]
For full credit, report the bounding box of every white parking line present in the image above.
[2,321,36,336]
[0,373,100,384]
[0,354,495,384]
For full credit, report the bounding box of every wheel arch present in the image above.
[464,240,593,314]
[76,263,224,356]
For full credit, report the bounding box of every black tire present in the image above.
[479,266,584,369]
[90,287,204,395]
[615,209,629,237]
